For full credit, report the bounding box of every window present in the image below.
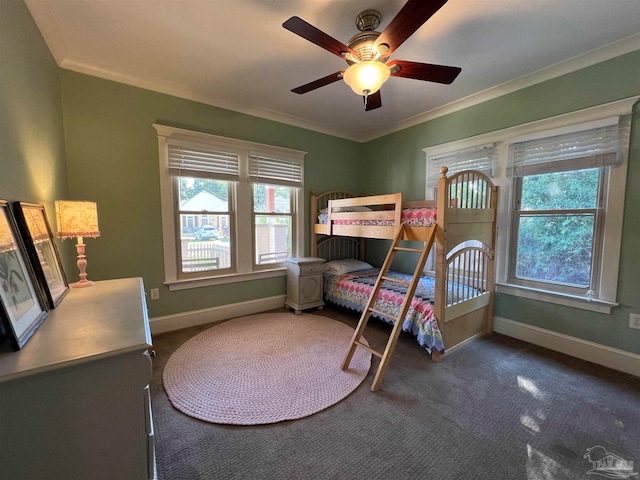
[423,97,636,312]
[249,153,303,267]
[506,116,630,302]
[155,125,305,290]
[510,168,605,294]
[176,177,232,275]
[253,184,292,265]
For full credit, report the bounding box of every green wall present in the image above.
[59,72,364,317]
[0,1,70,261]
[3,0,638,354]
[364,51,640,354]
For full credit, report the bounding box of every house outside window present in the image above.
[154,124,305,290]
[176,178,232,275]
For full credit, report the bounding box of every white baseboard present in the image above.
[149,295,287,335]
[493,317,640,377]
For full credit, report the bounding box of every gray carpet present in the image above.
[150,307,640,479]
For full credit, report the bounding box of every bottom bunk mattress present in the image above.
[324,268,445,354]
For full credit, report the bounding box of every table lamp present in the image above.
[55,201,100,288]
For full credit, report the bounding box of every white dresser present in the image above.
[286,257,325,314]
[0,278,155,480]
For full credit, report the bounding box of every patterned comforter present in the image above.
[324,268,445,354]
[318,207,436,227]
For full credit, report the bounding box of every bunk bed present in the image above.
[310,167,498,371]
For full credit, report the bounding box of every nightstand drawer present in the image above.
[287,257,325,276]
[298,263,323,275]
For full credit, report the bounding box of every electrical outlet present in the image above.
[630,313,640,330]
[150,288,160,300]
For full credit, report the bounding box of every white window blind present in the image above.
[168,140,240,181]
[509,116,630,177]
[426,144,496,188]
[248,153,303,188]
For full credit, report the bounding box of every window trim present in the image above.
[154,124,306,290]
[422,96,638,313]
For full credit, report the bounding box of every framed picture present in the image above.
[12,202,69,309]
[0,200,48,350]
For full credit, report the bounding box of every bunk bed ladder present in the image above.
[341,224,436,392]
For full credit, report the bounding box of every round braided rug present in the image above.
[163,312,371,425]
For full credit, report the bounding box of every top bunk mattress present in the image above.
[318,207,436,227]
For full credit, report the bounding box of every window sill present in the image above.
[495,283,617,314]
[165,268,286,291]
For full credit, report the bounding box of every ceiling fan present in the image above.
[282,0,461,111]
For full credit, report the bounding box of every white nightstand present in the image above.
[285,257,325,314]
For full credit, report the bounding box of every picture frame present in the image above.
[0,200,48,350]
[12,202,69,309]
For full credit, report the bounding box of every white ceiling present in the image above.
[26,0,640,142]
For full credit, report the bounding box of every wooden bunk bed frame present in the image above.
[310,167,498,367]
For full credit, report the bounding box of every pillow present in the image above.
[324,259,374,275]
[334,206,372,213]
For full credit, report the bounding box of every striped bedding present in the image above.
[324,268,445,354]
[318,207,436,227]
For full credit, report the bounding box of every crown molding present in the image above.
[25,0,639,145]
[362,34,640,142]
[59,57,359,142]
[421,96,639,157]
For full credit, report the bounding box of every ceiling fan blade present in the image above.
[389,60,461,84]
[292,71,344,94]
[283,16,357,59]
[374,0,448,56]
[364,90,382,111]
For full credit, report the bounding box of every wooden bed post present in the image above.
[310,190,317,256]
[433,167,449,344]
[486,185,499,334]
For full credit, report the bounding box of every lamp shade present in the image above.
[55,201,100,239]
[343,61,391,96]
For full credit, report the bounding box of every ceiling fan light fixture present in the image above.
[343,61,390,96]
